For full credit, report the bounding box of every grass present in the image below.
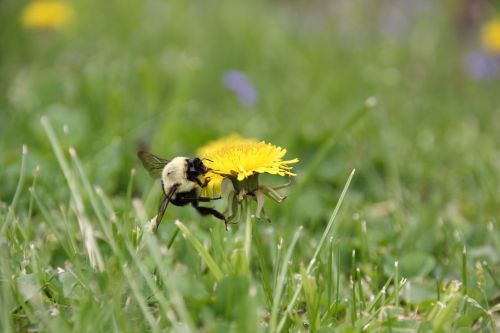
[1,0,500,332]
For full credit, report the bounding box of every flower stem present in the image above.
[244,200,252,267]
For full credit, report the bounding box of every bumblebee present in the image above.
[138,151,226,230]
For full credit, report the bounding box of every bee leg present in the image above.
[191,202,228,230]
[173,192,221,203]
[197,196,222,202]
[155,185,178,231]
[200,177,210,188]
[193,176,211,188]
[155,196,170,231]
[193,177,204,187]
[192,176,212,188]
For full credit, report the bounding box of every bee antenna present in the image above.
[202,158,213,163]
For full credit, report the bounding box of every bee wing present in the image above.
[137,151,170,179]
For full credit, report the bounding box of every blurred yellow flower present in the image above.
[481,19,500,54]
[21,0,74,30]
[198,134,298,196]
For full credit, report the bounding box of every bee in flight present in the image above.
[138,151,227,230]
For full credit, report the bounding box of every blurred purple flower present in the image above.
[222,70,258,107]
[463,51,500,80]
[378,1,432,41]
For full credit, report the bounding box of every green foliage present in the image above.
[1,0,500,332]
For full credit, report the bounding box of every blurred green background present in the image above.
[1,0,500,331]
[3,0,500,232]
[2,0,500,279]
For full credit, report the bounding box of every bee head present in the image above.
[188,157,210,175]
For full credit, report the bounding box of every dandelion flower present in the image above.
[21,0,74,30]
[198,134,298,223]
[199,134,298,193]
[481,19,500,54]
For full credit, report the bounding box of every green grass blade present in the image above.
[93,184,192,328]
[0,235,13,333]
[41,116,104,271]
[253,224,273,308]
[269,226,303,332]
[277,169,355,331]
[40,117,84,212]
[175,220,224,281]
[25,165,39,226]
[351,250,357,326]
[142,231,196,329]
[3,145,28,233]
[357,268,365,312]
[462,245,468,295]
[326,237,333,314]
[69,148,113,241]
[394,260,399,307]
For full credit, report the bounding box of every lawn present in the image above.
[1,0,499,332]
